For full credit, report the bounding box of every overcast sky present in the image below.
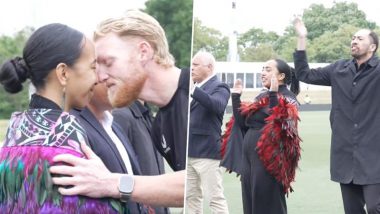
[193,0,379,35]
[0,0,146,36]
[1,0,378,39]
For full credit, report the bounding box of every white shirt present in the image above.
[100,111,134,175]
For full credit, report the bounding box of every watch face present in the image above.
[120,175,134,193]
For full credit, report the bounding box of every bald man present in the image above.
[186,51,230,213]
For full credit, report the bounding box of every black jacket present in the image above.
[113,102,168,214]
[294,50,380,184]
[71,108,146,214]
[188,75,230,159]
[113,102,165,176]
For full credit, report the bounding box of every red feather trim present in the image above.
[221,117,234,158]
[240,99,269,117]
[220,99,269,159]
[256,97,301,195]
[220,95,301,195]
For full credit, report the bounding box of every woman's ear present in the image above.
[278,72,286,81]
[55,63,69,87]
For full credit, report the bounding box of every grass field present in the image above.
[202,111,343,214]
[0,120,8,141]
[0,111,343,213]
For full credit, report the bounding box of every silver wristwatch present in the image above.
[119,174,135,202]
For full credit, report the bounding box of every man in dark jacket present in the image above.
[294,18,380,214]
[72,82,148,214]
[186,51,230,213]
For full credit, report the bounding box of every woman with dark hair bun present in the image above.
[0,23,124,213]
[221,59,302,214]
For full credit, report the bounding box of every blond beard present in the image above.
[109,71,148,108]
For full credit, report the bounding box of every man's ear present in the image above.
[370,43,377,53]
[138,41,154,63]
[55,63,69,87]
[207,63,214,74]
[207,63,213,70]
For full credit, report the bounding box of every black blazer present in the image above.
[113,102,169,214]
[113,102,165,176]
[188,75,230,159]
[71,108,145,214]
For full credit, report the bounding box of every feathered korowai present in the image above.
[0,145,125,214]
[220,98,269,175]
[255,96,301,195]
[220,117,235,159]
[221,96,301,195]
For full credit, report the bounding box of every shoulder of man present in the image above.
[113,105,139,119]
[178,68,190,91]
[215,78,230,93]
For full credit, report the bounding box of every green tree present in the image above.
[191,2,380,64]
[274,36,297,62]
[145,0,193,68]
[0,27,33,119]
[0,26,33,65]
[308,24,359,62]
[240,43,277,62]
[238,27,279,62]
[192,18,228,61]
[273,2,379,62]
[273,25,298,61]
[303,2,376,40]
[238,28,278,49]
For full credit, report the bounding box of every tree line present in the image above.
[193,2,380,63]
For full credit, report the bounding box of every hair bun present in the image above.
[11,57,31,81]
[0,57,30,93]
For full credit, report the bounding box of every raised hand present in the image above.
[231,79,243,94]
[294,17,308,50]
[294,17,307,38]
[269,75,279,92]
